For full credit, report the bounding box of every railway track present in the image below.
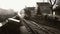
[22,19,60,34]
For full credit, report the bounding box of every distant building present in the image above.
[24,7,36,17]
[54,6,60,16]
[56,0,60,5]
[37,2,51,14]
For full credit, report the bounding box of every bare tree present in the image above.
[49,0,56,14]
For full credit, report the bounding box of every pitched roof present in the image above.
[37,2,51,6]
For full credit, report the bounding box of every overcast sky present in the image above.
[0,0,48,11]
